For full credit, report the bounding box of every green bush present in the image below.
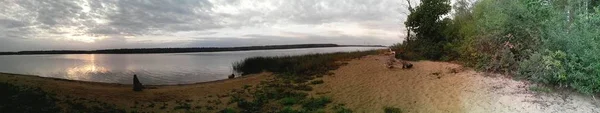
[279,97,300,106]
[221,108,238,113]
[310,80,324,85]
[301,97,332,111]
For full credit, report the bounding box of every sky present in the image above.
[0,0,420,51]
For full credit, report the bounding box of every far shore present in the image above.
[0,44,385,55]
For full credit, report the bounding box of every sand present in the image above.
[0,72,272,112]
[1,54,599,113]
[311,55,600,113]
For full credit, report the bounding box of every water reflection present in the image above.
[65,54,109,80]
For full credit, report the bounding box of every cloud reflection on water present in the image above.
[65,54,109,80]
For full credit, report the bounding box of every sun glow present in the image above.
[66,54,108,80]
[64,35,106,43]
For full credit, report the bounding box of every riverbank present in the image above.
[0,72,272,112]
[1,54,599,112]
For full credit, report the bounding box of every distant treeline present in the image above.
[0,44,384,55]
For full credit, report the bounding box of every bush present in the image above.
[310,80,324,85]
[221,108,237,113]
[279,97,300,106]
[301,97,332,111]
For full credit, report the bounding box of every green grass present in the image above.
[279,97,300,106]
[233,50,377,77]
[383,107,403,113]
[301,97,332,111]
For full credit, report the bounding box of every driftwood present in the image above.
[385,49,413,69]
[228,74,235,79]
[133,74,144,91]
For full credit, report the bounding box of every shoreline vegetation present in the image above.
[0,44,384,55]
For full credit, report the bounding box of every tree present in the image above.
[403,0,452,59]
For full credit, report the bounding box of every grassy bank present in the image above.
[225,50,379,112]
[234,50,378,82]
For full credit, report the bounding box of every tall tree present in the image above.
[403,0,452,59]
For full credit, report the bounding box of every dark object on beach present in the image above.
[228,74,235,79]
[133,74,144,91]
[402,62,413,69]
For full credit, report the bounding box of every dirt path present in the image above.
[312,55,600,113]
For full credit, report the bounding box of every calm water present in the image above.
[0,47,383,85]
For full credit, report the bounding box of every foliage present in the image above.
[234,50,377,77]
[395,0,600,94]
[310,80,324,85]
[301,97,332,111]
[0,83,60,113]
[221,108,238,113]
[394,0,452,60]
[383,107,403,113]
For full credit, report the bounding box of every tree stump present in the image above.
[133,74,144,91]
[228,74,235,79]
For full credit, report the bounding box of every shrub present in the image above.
[221,108,237,113]
[301,97,331,111]
[279,97,300,106]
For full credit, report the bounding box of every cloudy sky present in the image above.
[0,0,419,51]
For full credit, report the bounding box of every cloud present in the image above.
[0,0,416,51]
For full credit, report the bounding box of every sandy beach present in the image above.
[1,54,599,112]
[313,55,600,113]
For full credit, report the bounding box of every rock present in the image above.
[403,63,413,69]
[133,74,144,91]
